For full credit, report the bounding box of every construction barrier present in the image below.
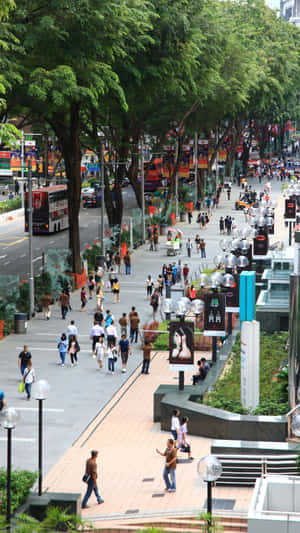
[71,269,87,289]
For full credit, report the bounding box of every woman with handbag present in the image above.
[106,342,117,374]
[93,337,105,370]
[68,335,80,367]
[177,417,193,461]
[22,360,35,400]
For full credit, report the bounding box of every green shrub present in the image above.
[0,197,22,214]
[83,244,102,272]
[0,469,37,516]
[203,331,289,415]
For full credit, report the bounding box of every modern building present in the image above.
[281,0,300,26]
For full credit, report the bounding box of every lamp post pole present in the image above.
[100,142,105,255]
[194,132,198,203]
[38,399,43,496]
[206,480,212,529]
[28,159,34,319]
[6,427,12,526]
[179,312,185,391]
[141,145,146,243]
[21,130,25,209]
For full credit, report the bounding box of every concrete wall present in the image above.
[154,385,287,442]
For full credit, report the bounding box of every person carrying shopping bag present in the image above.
[23,360,35,400]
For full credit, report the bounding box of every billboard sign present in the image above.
[169,321,194,372]
[204,293,226,336]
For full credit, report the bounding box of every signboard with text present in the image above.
[204,293,226,336]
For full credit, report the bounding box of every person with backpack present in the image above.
[150,289,160,320]
[22,360,35,400]
[68,335,80,367]
[57,333,68,367]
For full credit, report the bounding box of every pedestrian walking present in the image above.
[150,289,160,320]
[195,235,201,254]
[67,320,78,341]
[106,320,117,347]
[22,360,35,400]
[106,342,117,374]
[156,439,177,492]
[200,239,206,258]
[96,285,104,310]
[104,310,114,331]
[115,252,121,273]
[112,278,120,303]
[68,335,80,367]
[171,409,180,443]
[177,417,193,460]
[129,311,140,343]
[88,276,95,299]
[188,284,197,300]
[124,252,131,275]
[227,186,231,200]
[141,339,153,374]
[57,333,68,366]
[118,334,132,373]
[93,337,105,370]
[146,275,154,300]
[119,313,128,337]
[186,238,192,258]
[18,345,32,376]
[188,210,192,224]
[149,232,154,251]
[94,309,103,325]
[42,293,51,320]
[157,275,164,296]
[90,322,104,351]
[183,264,189,285]
[219,217,225,234]
[81,450,104,508]
[59,290,69,319]
[80,287,88,311]
[153,231,159,251]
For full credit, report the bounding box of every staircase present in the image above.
[90,514,248,532]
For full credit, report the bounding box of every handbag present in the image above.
[114,356,117,363]
[18,382,24,393]
[82,473,91,483]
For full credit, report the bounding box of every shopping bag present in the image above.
[18,382,24,393]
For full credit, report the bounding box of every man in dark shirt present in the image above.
[118,334,132,373]
[18,345,32,375]
[94,310,103,325]
[81,450,104,508]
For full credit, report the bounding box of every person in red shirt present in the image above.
[183,264,189,285]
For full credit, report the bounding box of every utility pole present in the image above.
[141,144,146,242]
[21,130,24,209]
[100,141,105,255]
[194,132,198,204]
[28,160,34,319]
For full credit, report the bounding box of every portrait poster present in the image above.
[169,321,194,372]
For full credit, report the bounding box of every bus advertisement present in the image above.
[25,185,68,235]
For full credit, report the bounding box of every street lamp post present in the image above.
[198,455,222,531]
[140,145,146,243]
[28,159,34,319]
[100,142,105,255]
[34,380,50,496]
[0,408,20,529]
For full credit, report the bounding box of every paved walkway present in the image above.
[44,348,253,527]
[0,176,288,511]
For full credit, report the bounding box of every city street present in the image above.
[0,178,286,482]
[0,185,137,277]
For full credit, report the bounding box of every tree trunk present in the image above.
[128,133,142,208]
[59,105,82,274]
[198,168,204,199]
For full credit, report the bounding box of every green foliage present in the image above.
[12,512,41,533]
[0,469,37,516]
[41,506,86,532]
[83,244,102,272]
[0,197,21,214]
[137,528,166,533]
[198,512,224,532]
[203,332,289,415]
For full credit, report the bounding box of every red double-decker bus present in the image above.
[25,185,68,234]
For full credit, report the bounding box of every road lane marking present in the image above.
[7,237,28,246]
[20,253,26,258]
[4,261,10,265]
[15,407,64,413]
[32,256,42,263]
[0,254,7,259]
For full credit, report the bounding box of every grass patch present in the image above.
[203,331,289,415]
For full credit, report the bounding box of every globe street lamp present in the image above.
[0,407,20,527]
[197,455,222,530]
[34,379,50,496]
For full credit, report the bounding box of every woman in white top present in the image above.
[177,416,193,460]
[146,275,154,300]
[106,342,117,374]
[22,360,35,400]
[170,409,180,443]
[93,337,105,370]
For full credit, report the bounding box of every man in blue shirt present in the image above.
[0,390,6,411]
[118,334,132,373]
